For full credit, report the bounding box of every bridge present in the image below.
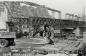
[0,1,85,38]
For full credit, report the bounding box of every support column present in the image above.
[73,27,80,36]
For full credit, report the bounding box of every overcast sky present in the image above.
[24,0,86,18]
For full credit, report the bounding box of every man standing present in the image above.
[44,23,54,45]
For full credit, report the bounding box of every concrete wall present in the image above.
[0,4,8,29]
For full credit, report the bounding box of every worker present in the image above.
[43,23,54,45]
[33,25,44,37]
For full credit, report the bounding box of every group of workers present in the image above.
[33,22,54,45]
[15,22,54,45]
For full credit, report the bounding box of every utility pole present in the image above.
[82,0,86,21]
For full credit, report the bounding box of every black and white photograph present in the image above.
[0,0,86,56]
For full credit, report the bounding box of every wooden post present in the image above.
[0,47,11,56]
